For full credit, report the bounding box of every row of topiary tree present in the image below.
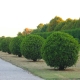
[0,35,44,61]
[0,31,79,70]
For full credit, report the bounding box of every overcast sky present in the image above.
[0,0,80,37]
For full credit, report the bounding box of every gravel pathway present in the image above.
[0,59,44,80]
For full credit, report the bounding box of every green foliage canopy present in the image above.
[0,37,5,51]
[48,16,63,31]
[20,35,44,61]
[9,37,23,57]
[1,37,11,54]
[42,31,79,70]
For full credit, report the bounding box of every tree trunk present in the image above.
[8,51,11,54]
[33,59,37,62]
[18,54,22,57]
[59,66,65,70]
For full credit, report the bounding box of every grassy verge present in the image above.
[0,51,80,80]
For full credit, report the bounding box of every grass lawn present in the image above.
[0,51,80,80]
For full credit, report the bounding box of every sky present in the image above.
[0,0,80,37]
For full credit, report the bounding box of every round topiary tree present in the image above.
[0,37,5,51]
[41,31,79,70]
[1,37,11,54]
[20,35,44,61]
[9,36,23,57]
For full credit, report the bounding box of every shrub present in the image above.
[1,37,11,54]
[9,36,23,57]
[63,28,80,43]
[20,35,44,61]
[41,31,79,70]
[0,37,5,51]
[32,32,52,39]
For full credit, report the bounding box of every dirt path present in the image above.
[0,58,44,80]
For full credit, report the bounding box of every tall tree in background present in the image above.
[48,16,63,31]
[31,23,44,34]
[40,24,49,32]
[22,28,32,35]
[37,23,44,32]
[61,18,73,30]
[54,21,65,31]
[37,23,44,29]
[17,32,23,36]
[73,18,80,29]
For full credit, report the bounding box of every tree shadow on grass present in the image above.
[21,59,44,62]
[45,68,75,71]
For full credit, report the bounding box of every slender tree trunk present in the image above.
[18,54,22,57]
[33,59,37,62]
[59,66,65,70]
[8,51,11,54]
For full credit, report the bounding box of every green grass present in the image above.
[0,51,80,80]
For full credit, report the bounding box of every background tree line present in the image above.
[31,16,80,34]
[17,16,80,37]
[17,16,80,43]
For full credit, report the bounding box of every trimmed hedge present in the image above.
[63,28,80,43]
[42,31,79,70]
[1,37,11,54]
[31,32,52,39]
[0,37,5,51]
[32,28,80,43]
[9,36,23,57]
[20,35,44,61]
